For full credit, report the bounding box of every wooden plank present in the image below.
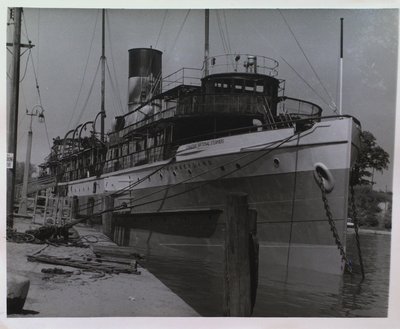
[27,254,139,274]
[102,195,114,238]
[91,245,144,259]
[223,193,253,317]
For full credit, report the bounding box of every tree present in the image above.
[352,131,390,186]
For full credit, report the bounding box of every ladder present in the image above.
[262,96,277,129]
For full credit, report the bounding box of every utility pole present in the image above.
[18,106,44,215]
[7,8,22,228]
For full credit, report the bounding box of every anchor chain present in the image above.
[317,172,352,274]
[350,178,365,279]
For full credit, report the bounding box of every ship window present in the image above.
[256,85,264,93]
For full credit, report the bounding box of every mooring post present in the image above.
[102,195,114,238]
[223,193,258,317]
[70,196,78,220]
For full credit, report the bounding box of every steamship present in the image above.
[41,11,361,282]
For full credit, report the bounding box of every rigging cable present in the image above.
[22,10,52,151]
[216,11,228,54]
[248,22,333,111]
[74,58,102,126]
[106,61,123,117]
[36,9,40,83]
[278,10,338,113]
[165,10,191,60]
[280,56,333,110]
[105,11,125,115]
[155,10,168,49]
[222,10,233,54]
[124,133,299,211]
[75,132,298,216]
[67,10,100,130]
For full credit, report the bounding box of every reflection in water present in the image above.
[142,232,390,317]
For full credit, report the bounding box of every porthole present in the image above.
[273,158,280,168]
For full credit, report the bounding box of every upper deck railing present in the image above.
[204,54,279,77]
[162,67,202,92]
[161,54,280,93]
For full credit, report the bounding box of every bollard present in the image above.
[102,195,114,238]
[7,273,30,314]
[223,193,258,317]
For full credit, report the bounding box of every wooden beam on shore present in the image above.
[223,193,259,317]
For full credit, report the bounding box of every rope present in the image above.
[7,228,35,243]
[285,133,300,277]
[71,132,298,223]
[124,133,298,211]
[76,156,176,214]
[350,181,365,279]
[317,171,352,274]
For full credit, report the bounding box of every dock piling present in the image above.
[223,193,259,317]
[102,195,114,238]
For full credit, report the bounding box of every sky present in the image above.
[5,7,398,191]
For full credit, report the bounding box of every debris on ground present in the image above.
[28,254,140,274]
[91,245,145,261]
[41,267,74,275]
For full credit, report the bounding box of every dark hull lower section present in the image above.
[75,167,349,315]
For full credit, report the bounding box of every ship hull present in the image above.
[60,117,360,312]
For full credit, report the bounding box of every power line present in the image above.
[19,49,31,82]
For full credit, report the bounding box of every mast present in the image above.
[7,7,22,228]
[204,9,210,76]
[101,8,106,143]
[339,17,343,115]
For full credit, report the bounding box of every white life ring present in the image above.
[313,162,335,193]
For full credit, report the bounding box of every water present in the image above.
[143,231,391,317]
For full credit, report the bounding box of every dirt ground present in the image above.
[6,217,199,317]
